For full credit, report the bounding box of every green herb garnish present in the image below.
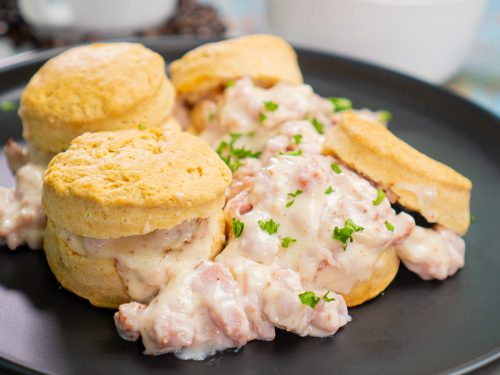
[378,110,392,123]
[311,117,324,135]
[331,162,342,174]
[384,220,395,232]
[470,214,477,223]
[323,291,335,302]
[329,97,352,112]
[281,237,297,248]
[226,80,235,88]
[232,218,245,238]
[0,101,16,112]
[325,186,335,195]
[286,189,303,208]
[263,100,279,112]
[299,291,320,309]
[208,113,215,122]
[373,188,385,206]
[333,218,364,250]
[216,133,261,172]
[293,134,303,145]
[259,113,267,123]
[258,219,280,235]
[137,123,147,130]
[280,149,302,156]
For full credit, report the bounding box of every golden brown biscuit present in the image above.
[342,247,400,307]
[323,113,472,235]
[170,34,303,103]
[19,43,176,154]
[43,128,232,239]
[44,211,226,309]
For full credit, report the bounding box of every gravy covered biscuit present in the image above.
[20,42,177,155]
[323,112,472,235]
[170,34,303,103]
[42,128,231,308]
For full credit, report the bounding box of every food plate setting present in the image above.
[0,36,499,375]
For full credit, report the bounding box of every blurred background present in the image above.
[0,0,498,115]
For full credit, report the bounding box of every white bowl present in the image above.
[267,0,487,83]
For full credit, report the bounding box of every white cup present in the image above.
[18,0,177,38]
[267,0,487,83]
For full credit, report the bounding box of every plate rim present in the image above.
[0,36,498,375]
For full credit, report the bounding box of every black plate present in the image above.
[0,37,499,375]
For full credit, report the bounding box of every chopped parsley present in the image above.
[281,237,297,248]
[384,220,395,232]
[208,113,215,122]
[259,113,267,123]
[470,214,477,223]
[329,97,352,112]
[325,186,335,194]
[226,80,235,88]
[323,291,335,302]
[293,134,303,145]
[280,149,302,156]
[286,189,303,207]
[0,101,16,112]
[310,117,324,135]
[331,162,342,174]
[232,218,245,238]
[373,188,386,206]
[258,219,280,235]
[263,100,279,112]
[216,132,261,172]
[378,110,393,123]
[247,131,256,137]
[299,291,320,308]
[137,123,147,130]
[333,218,364,250]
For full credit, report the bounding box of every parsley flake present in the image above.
[280,149,302,156]
[281,237,297,248]
[258,219,280,235]
[0,101,16,112]
[331,163,342,174]
[384,220,395,232]
[329,97,352,112]
[323,291,336,302]
[216,133,261,172]
[333,219,364,250]
[293,134,303,145]
[137,123,147,130]
[373,188,385,206]
[208,113,216,122]
[286,189,303,207]
[299,291,320,309]
[232,218,245,238]
[311,117,324,135]
[263,100,279,112]
[259,113,267,123]
[470,214,477,223]
[378,110,393,123]
[226,80,235,88]
[325,186,335,194]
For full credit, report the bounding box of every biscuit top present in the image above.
[170,34,303,103]
[20,43,170,126]
[43,128,232,238]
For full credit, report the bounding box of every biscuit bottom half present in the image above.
[43,211,226,309]
[342,247,400,307]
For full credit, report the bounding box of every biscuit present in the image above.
[170,34,303,103]
[43,128,232,239]
[43,211,226,309]
[323,113,472,235]
[19,43,176,154]
[343,247,400,307]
